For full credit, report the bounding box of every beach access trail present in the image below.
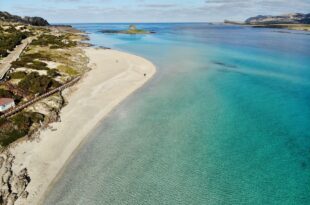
[0,37,33,80]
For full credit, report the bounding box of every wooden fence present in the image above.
[0,77,81,119]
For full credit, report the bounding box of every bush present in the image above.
[23,53,52,61]
[27,60,48,70]
[0,89,22,103]
[11,53,51,69]
[18,72,61,94]
[11,60,26,68]
[0,118,7,126]
[9,71,27,79]
[0,129,28,147]
[11,112,44,127]
[0,29,27,58]
[57,65,79,76]
[0,89,14,98]
[0,48,8,57]
[47,69,60,77]
[0,112,44,146]
[31,34,76,48]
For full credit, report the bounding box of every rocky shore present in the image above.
[0,94,64,205]
[0,152,30,205]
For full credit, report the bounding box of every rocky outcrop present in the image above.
[22,16,49,26]
[245,13,310,25]
[101,24,155,34]
[0,11,49,26]
[0,152,30,205]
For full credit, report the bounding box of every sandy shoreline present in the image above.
[9,47,156,205]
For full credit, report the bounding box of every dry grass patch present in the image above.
[57,65,79,76]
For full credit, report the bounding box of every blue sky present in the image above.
[1,0,310,23]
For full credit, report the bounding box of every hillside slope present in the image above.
[245,13,310,25]
[0,11,49,26]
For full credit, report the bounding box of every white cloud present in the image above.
[8,0,310,23]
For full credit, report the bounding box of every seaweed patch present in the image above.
[212,61,237,68]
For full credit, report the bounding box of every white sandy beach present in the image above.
[9,47,156,205]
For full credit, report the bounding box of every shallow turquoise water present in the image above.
[45,24,310,204]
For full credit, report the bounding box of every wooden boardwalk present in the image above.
[0,77,81,119]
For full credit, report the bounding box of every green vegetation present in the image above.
[11,53,62,94]
[0,89,22,103]
[0,111,44,147]
[0,89,14,98]
[31,34,77,49]
[47,69,60,77]
[57,65,79,76]
[11,52,52,69]
[27,61,49,70]
[0,22,84,147]
[9,71,27,79]
[18,72,61,94]
[0,26,29,58]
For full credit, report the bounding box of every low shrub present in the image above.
[47,69,60,77]
[57,65,79,76]
[0,89,22,103]
[0,28,28,58]
[9,71,27,79]
[11,53,51,69]
[31,34,76,48]
[0,112,44,146]
[0,89,14,98]
[18,72,61,94]
[27,60,49,70]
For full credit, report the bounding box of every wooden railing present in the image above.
[0,77,81,119]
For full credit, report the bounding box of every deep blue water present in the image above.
[45,23,310,205]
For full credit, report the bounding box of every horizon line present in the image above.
[50,21,224,25]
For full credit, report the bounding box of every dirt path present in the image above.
[0,37,33,80]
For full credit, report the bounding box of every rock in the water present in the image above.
[129,24,137,31]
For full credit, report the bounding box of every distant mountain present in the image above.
[245,13,310,25]
[0,11,49,26]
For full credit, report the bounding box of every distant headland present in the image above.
[101,24,155,34]
[224,13,310,31]
[0,11,49,26]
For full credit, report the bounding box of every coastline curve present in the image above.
[10,47,156,205]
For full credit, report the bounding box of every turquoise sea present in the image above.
[44,23,310,205]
